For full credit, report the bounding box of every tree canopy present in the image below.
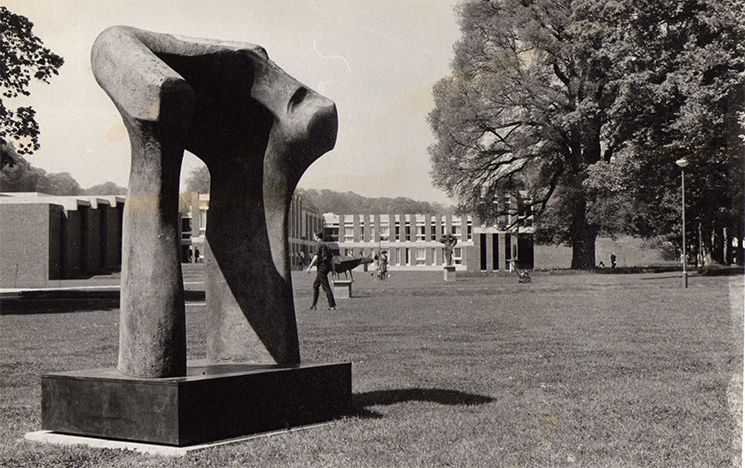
[296,188,454,215]
[184,165,211,193]
[429,0,744,268]
[0,144,80,195]
[83,181,127,195]
[0,143,127,196]
[0,7,64,155]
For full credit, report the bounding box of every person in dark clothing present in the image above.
[306,231,336,310]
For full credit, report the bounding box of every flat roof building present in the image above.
[322,211,534,272]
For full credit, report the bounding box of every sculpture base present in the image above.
[41,361,351,446]
[333,280,353,299]
[443,266,456,281]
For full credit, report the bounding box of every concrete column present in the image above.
[485,231,494,271]
[434,215,442,242]
[426,246,434,265]
[499,233,508,271]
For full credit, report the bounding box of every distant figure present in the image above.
[306,232,336,310]
[509,259,516,273]
[299,250,307,268]
[598,261,606,269]
[610,253,617,269]
[194,247,201,263]
[378,250,389,280]
[185,246,193,263]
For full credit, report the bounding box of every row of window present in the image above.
[332,221,473,243]
[341,247,463,266]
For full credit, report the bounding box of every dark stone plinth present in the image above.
[41,361,351,446]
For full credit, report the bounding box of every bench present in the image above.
[332,280,353,299]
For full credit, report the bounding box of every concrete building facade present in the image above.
[0,192,125,288]
[183,192,325,269]
[322,212,534,272]
[1,191,535,288]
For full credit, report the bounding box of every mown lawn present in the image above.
[0,271,741,467]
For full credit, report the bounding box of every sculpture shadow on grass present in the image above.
[349,388,495,419]
[0,290,206,316]
[0,291,120,315]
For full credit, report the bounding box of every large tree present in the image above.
[184,165,210,193]
[0,7,63,155]
[429,0,744,269]
[0,144,81,195]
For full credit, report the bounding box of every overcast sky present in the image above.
[5,0,462,204]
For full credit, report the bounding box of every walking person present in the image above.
[306,231,336,310]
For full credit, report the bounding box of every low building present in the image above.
[0,190,535,288]
[0,192,125,288]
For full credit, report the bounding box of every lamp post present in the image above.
[675,158,689,288]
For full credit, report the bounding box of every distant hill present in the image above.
[296,188,455,215]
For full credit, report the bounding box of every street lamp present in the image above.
[675,158,689,288]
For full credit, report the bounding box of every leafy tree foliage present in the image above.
[83,181,127,195]
[184,165,210,193]
[296,188,454,215]
[429,0,744,268]
[183,165,454,214]
[0,7,64,154]
[0,144,81,195]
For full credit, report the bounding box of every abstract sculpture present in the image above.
[91,26,338,377]
[440,234,458,267]
[32,27,349,447]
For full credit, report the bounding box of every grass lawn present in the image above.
[0,271,742,466]
[535,236,677,270]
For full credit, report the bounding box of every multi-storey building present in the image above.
[183,192,325,269]
[322,211,534,272]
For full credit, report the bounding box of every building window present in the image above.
[430,222,437,241]
[453,247,462,265]
[404,248,411,265]
[199,209,208,234]
[451,224,461,239]
[467,220,473,240]
[405,222,411,241]
[380,225,390,241]
[416,224,426,241]
[344,225,354,242]
[395,221,400,240]
[520,204,533,227]
[416,248,426,265]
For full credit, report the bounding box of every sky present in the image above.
[5,0,462,205]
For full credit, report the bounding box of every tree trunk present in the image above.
[699,220,717,268]
[571,226,599,269]
[712,220,725,264]
[569,201,599,270]
[738,220,745,266]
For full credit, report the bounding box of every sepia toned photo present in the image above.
[0,1,742,465]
